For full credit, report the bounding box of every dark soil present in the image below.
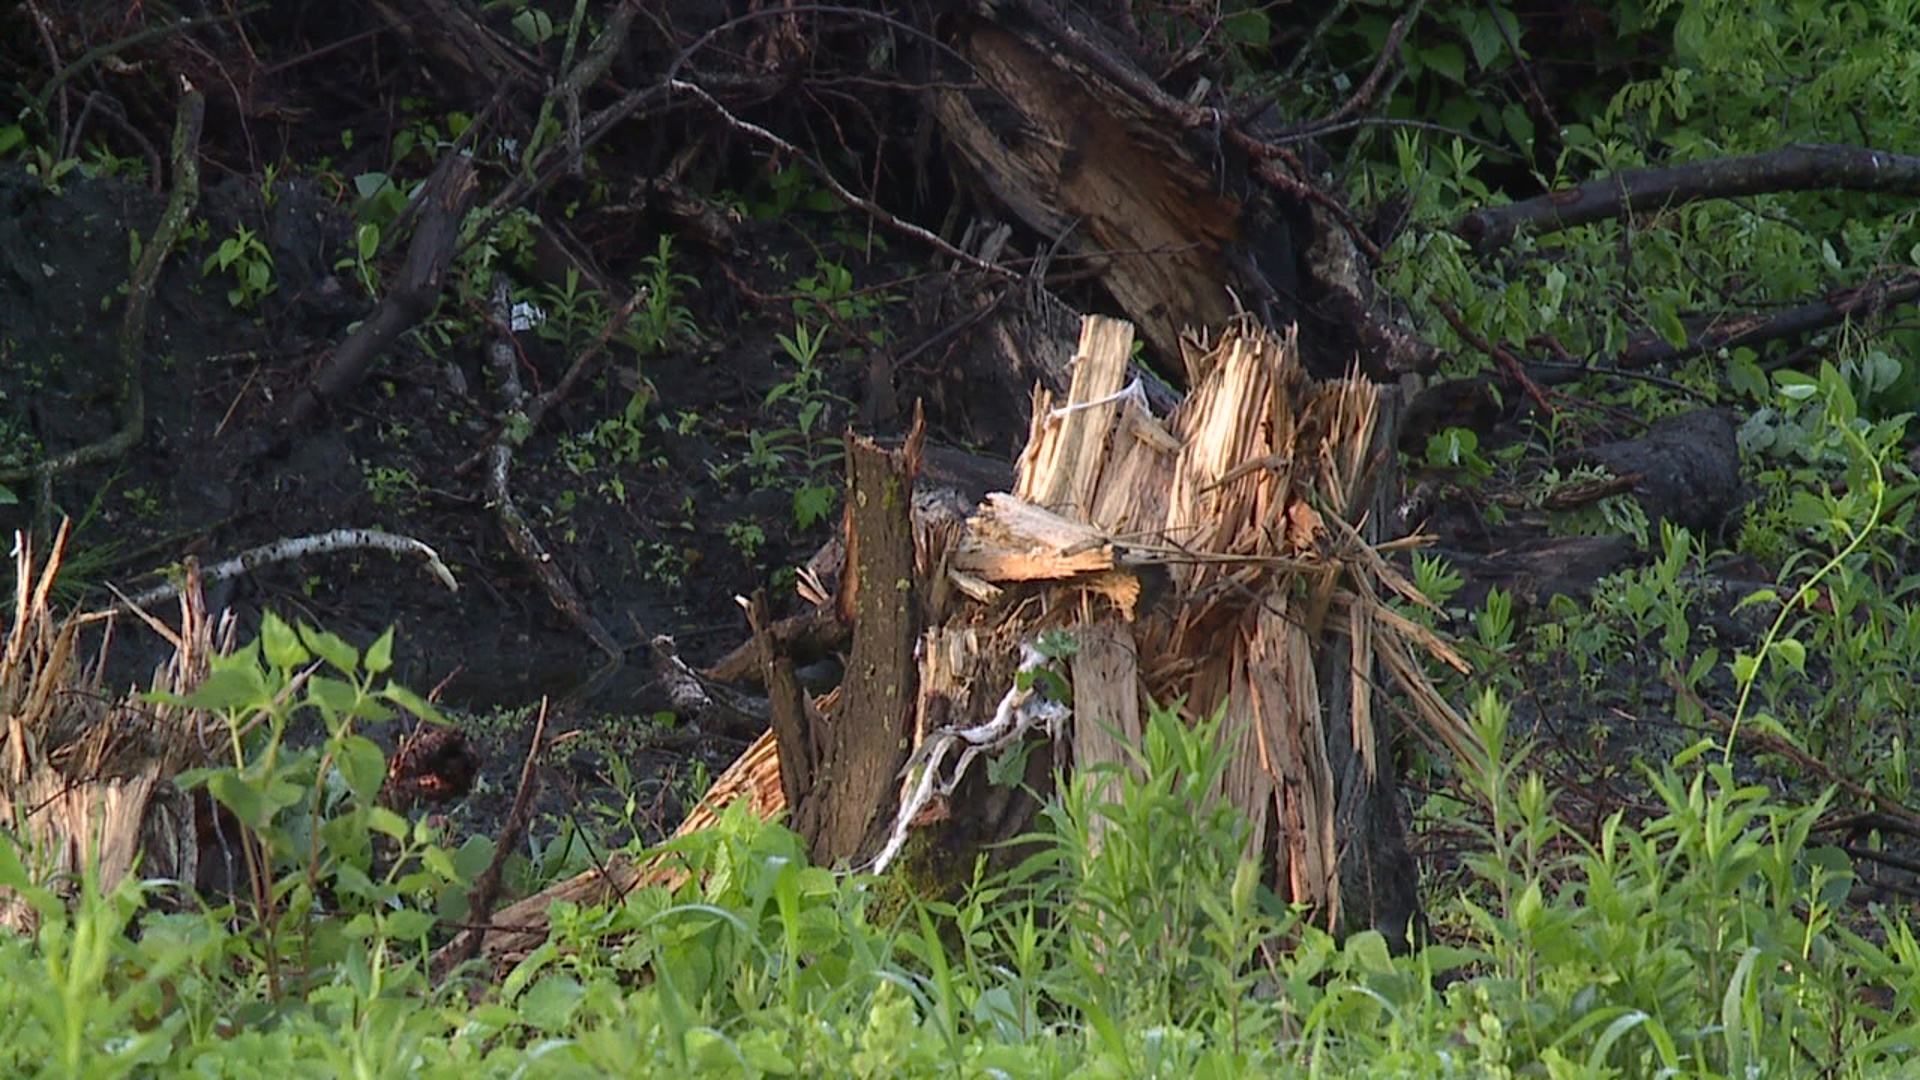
[0,0,1050,878]
[0,153,959,851]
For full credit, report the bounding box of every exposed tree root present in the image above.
[0,85,202,492]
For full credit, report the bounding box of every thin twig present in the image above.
[442,696,550,976]
[668,78,1010,278]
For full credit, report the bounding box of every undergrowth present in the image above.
[3,669,1917,1076]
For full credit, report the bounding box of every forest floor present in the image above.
[0,158,994,869]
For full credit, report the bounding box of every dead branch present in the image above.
[650,634,768,741]
[85,528,459,622]
[478,276,623,662]
[455,285,646,476]
[1285,0,1426,133]
[277,152,477,436]
[1459,143,1920,254]
[437,696,548,978]
[1615,269,1920,371]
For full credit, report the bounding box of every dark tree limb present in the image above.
[277,153,477,435]
[1459,144,1920,254]
[1616,270,1920,371]
[748,592,815,815]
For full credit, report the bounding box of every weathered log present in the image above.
[1458,143,1920,255]
[928,7,1437,381]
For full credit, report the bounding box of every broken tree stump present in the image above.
[453,314,1476,968]
[0,522,226,933]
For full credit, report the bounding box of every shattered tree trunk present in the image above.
[892,315,1473,943]
[929,5,1436,382]
[0,523,223,933]
[450,316,1475,970]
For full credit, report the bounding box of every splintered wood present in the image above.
[459,313,1477,965]
[979,315,1474,924]
[1,522,224,934]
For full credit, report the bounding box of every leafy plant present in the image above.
[158,614,484,993]
[201,225,276,311]
[362,462,422,508]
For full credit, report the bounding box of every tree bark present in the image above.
[777,430,925,867]
[1458,143,1920,254]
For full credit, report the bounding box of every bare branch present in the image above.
[1459,143,1920,254]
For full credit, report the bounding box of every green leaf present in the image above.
[1501,103,1534,149]
[1771,637,1807,673]
[1463,9,1507,69]
[1652,304,1688,350]
[1221,7,1270,48]
[332,862,379,900]
[1727,349,1768,400]
[423,845,458,881]
[1730,652,1759,683]
[177,661,271,713]
[380,681,449,725]
[1775,369,1818,401]
[793,483,837,530]
[1418,43,1467,85]
[353,172,391,200]
[260,611,309,670]
[0,832,62,923]
[453,834,495,881]
[207,770,303,831]
[365,627,395,675]
[336,734,387,802]
[0,482,16,505]
[382,909,438,942]
[511,8,554,45]
[367,805,410,841]
[299,623,360,674]
[308,675,362,722]
[518,975,585,1032]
